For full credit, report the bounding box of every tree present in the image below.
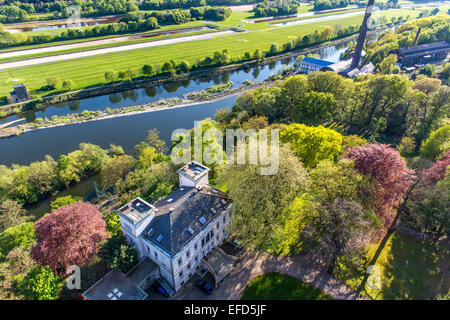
[99,236,138,274]
[0,246,36,300]
[46,77,60,90]
[378,54,397,74]
[269,43,279,56]
[309,159,369,203]
[344,143,415,227]
[32,202,109,275]
[408,171,449,241]
[105,70,117,82]
[253,49,262,61]
[217,145,309,250]
[101,155,136,190]
[293,91,336,125]
[179,60,190,73]
[341,135,367,155]
[141,64,154,77]
[28,156,58,196]
[301,198,373,274]
[108,144,124,157]
[280,123,343,168]
[420,125,450,161]
[137,146,157,169]
[398,136,416,158]
[161,61,174,73]
[419,65,436,77]
[17,265,62,300]
[50,195,82,211]
[0,222,36,260]
[0,200,31,233]
[104,212,122,238]
[62,79,73,90]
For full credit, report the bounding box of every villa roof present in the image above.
[142,185,232,257]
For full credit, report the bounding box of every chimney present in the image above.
[412,27,421,46]
[351,0,375,69]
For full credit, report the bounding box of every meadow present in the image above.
[0,7,436,100]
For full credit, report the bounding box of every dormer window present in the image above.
[187,228,194,235]
[199,217,206,224]
[156,234,164,242]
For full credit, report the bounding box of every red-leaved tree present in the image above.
[344,143,415,227]
[421,151,450,185]
[32,202,109,276]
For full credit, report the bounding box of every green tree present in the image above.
[0,222,36,260]
[141,64,154,77]
[420,125,450,160]
[99,236,138,274]
[17,265,62,300]
[217,145,309,250]
[104,212,122,238]
[50,195,82,211]
[280,123,343,168]
[378,54,397,74]
[101,155,136,190]
[293,91,337,125]
[62,80,73,90]
[0,200,31,233]
[105,71,117,83]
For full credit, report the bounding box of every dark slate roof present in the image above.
[12,84,29,100]
[301,57,334,67]
[396,41,450,56]
[142,185,232,257]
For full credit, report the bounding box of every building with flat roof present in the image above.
[298,57,333,74]
[115,161,233,294]
[392,41,450,67]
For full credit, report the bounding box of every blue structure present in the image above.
[298,57,334,74]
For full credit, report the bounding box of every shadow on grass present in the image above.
[241,272,333,300]
[380,232,450,300]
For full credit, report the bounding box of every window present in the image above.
[154,251,158,258]
[179,271,183,278]
[216,222,220,229]
[187,263,191,270]
[206,234,210,243]
[195,256,198,262]
[178,258,182,267]
[194,243,198,250]
[186,250,190,258]
[223,216,226,224]
[201,238,205,247]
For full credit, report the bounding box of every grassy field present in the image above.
[342,231,450,300]
[0,7,433,99]
[241,272,332,300]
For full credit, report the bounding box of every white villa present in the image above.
[111,161,234,295]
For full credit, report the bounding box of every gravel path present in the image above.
[0,30,235,70]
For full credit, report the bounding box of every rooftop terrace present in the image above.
[177,161,210,181]
[117,197,158,225]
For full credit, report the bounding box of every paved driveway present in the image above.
[173,249,365,300]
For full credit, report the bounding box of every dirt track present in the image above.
[0,30,235,70]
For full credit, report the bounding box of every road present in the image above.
[0,30,235,70]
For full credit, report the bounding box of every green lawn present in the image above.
[241,272,333,300]
[342,231,450,300]
[0,8,432,100]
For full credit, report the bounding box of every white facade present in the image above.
[117,162,232,292]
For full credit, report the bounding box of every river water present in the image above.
[0,36,370,217]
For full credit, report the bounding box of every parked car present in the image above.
[151,281,169,297]
[195,280,213,295]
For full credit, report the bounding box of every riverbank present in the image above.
[2,81,260,138]
[0,26,388,120]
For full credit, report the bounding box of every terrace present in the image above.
[117,197,158,225]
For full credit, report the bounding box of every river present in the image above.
[0,36,369,218]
